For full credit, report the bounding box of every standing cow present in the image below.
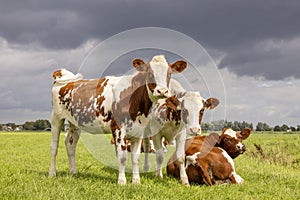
[49,55,187,184]
[143,93,219,185]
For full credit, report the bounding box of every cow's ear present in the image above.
[204,98,220,110]
[206,132,220,146]
[240,128,251,140]
[170,60,187,73]
[132,58,147,71]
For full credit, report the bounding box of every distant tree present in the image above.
[225,121,233,129]
[23,119,51,131]
[201,123,210,131]
[290,126,296,131]
[23,121,35,130]
[297,125,300,131]
[256,122,271,131]
[0,123,2,130]
[249,123,254,130]
[274,125,282,132]
[34,119,51,130]
[281,124,289,132]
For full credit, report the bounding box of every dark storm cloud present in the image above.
[1,0,300,79]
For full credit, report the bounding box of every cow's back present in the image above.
[52,76,114,133]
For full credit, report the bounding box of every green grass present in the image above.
[0,131,299,199]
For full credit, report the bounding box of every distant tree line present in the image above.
[201,120,300,132]
[0,119,299,132]
[0,119,51,131]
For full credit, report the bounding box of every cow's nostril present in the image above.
[242,145,246,151]
[157,89,161,94]
[190,128,200,134]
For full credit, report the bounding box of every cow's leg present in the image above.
[65,122,80,174]
[143,137,152,172]
[176,129,189,186]
[49,113,64,176]
[229,172,244,184]
[130,139,142,184]
[115,127,128,184]
[152,134,164,178]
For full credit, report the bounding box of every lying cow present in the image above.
[144,93,219,185]
[167,128,251,185]
[50,55,187,184]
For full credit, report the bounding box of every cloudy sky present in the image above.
[0,0,299,127]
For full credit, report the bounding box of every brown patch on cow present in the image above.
[95,78,109,117]
[52,69,62,80]
[165,96,180,110]
[198,108,205,124]
[181,100,189,124]
[113,71,153,125]
[121,145,127,151]
[59,82,75,112]
[69,136,74,145]
[64,78,110,126]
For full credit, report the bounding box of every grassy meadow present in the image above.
[0,131,299,199]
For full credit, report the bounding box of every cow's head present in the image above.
[179,91,219,135]
[132,55,187,99]
[218,128,251,159]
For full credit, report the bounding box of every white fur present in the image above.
[185,152,201,168]
[54,69,83,84]
[224,128,238,139]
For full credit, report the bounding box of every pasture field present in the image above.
[0,131,299,200]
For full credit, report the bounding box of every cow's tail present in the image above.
[52,69,83,84]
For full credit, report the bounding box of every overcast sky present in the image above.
[0,0,299,127]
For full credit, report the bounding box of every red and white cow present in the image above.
[49,55,187,184]
[166,128,251,185]
[144,93,219,185]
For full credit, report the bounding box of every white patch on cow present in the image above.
[181,91,203,133]
[149,55,170,95]
[220,148,235,168]
[55,69,83,84]
[236,142,244,150]
[185,152,201,168]
[232,172,244,184]
[169,79,186,95]
[224,128,238,139]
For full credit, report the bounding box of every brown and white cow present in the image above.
[166,128,251,185]
[49,55,187,184]
[143,93,219,185]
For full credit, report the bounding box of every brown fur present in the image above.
[167,128,251,185]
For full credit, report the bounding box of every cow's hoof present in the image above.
[183,182,190,187]
[143,165,150,172]
[118,179,127,185]
[49,170,56,177]
[132,178,141,184]
[70,169,77,175]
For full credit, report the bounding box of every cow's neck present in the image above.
[126,72,153,121]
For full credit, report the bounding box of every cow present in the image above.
[49,55,188,185]
[166,128,251,185]
[143,93,219,186]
